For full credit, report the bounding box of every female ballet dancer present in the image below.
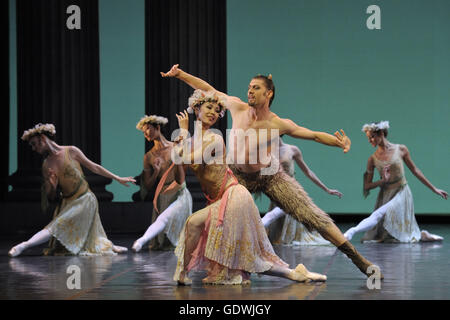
[132,115,192,252]
[263,137,342,245]
[344,121,447,243]
[172,89,326,285]
[9,123,134,257]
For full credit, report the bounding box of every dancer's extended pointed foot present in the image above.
[113,245,128,254]
[291,264,327,283]
[8,242,27,257]
[421,230,444,242]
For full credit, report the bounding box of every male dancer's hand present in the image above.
[161,64,180,78]
[334,129,351,153]
[116,177,136,187]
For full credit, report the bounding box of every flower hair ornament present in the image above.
[362,120,390,132]
[136,115,169,131]
[21,123,56,141]
[187,89,226,118]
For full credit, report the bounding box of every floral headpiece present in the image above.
[136,115,169,131]
[21,123,56,141]
[187,89,226,118]
[362,120,390,133]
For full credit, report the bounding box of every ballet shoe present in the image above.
[132,241,143,253]
[421,230,444,242]
[8,242,27,257]
[292,264,327,283]
[112,245,128,254]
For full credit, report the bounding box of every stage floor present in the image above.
[1,223,449,300]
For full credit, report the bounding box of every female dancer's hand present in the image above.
[116,176,136,187]
[434,188,448,200]
[176,110,189,131]
[160,64,180,78]
[334,129,351,153]
[327,189,343,198]
[153,157,162,172]
[382,165,391,183]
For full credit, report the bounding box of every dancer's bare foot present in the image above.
[132,240,143,253]
[421,230,444,242]
[290,264,327,283]
[8,242,27,257]
[112,245,128,254]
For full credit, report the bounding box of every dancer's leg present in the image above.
[344,204,387,241]
[262,264,327,282]
[261,207,285,227]
[263,171,381,278]
[177,207,210,285]
[132,196,186,252]
[8,229,51,257]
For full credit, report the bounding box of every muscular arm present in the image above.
[401,145,447,199]
[161,64,247,113]
[278,118,351,153]
[70,146,135,186]
[292,146,342,197]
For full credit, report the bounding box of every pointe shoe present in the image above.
[421,230,444,242]
[8,242,27,257]
[132,241,143,253]
[113,245,128,254]
[292,264,327,283]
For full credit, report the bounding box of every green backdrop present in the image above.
[9,0,449,214]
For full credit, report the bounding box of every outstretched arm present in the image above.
[292,146,342,198]
[161,64,216,92]
[161,64,246,112]
[278,118,351,153]
[401,145,448,199]
[70,146,136,187]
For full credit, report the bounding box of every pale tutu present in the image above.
[150,182,193,249]
[362,184,421,243]
[45,191,116,256]
[174,184,288,285]
[269,214,331,246]
[361,144,424,243]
